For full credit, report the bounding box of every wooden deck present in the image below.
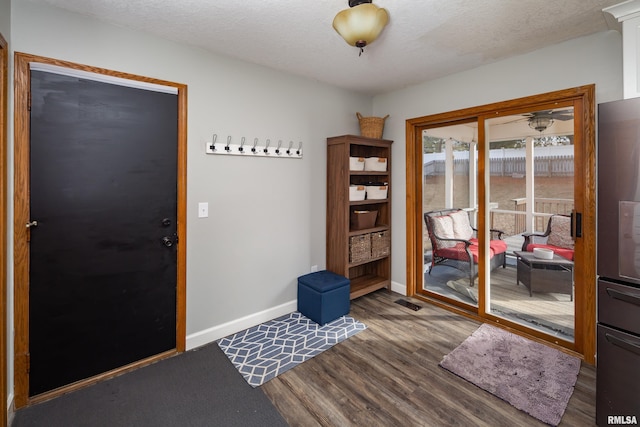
[424,255,575,340]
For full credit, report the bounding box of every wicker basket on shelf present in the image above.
[349,234,371,263]
[356,112,389,139]
[371,230,390,258]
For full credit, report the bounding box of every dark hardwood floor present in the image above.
[261,289,596,426]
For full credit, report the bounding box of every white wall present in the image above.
[373,30,623,289]
[9,0,371,352]
[0,0,9,34]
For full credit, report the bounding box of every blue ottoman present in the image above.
[297,270,350,325]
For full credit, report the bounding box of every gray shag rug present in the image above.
[439,323,581,426]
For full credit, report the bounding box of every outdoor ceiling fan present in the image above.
[524,109,573,132]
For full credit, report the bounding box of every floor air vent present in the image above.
[395,299,421,311]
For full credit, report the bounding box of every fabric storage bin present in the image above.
[349,185,366,201]
[350,210,377,230]
[371,230,390,258]
[298,270,350,325]
[364,157,387,171]
[366,185,388,200]
[349,234,371,263]
[349,157,365,171]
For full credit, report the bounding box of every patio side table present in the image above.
[514,251,574,301]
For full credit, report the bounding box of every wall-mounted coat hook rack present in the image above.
[209,134,218,152]
[206,134,302,159]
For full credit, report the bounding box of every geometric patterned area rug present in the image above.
[217,312,366,387]
[439,323,581,426]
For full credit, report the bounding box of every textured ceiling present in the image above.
[30,0,622,95]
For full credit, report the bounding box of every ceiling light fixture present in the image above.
[528,114,554,133]
[333,0,389,56]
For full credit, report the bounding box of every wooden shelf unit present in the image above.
[326,134,392,300]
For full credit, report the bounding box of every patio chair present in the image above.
[424,209,507,287]
[521,214,574,261]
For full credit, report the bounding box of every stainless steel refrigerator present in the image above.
[597,97,640,426]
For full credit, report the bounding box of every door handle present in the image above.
[26,220,38,228]
[162,233,178,247]
[570,211,582,238]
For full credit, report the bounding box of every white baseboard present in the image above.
[7,392,14,427]
[391,280,406,296]
[186,300,297,350]
[186,282,408,351]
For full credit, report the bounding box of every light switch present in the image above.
[198,202,208,218]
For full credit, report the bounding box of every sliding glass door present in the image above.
[422,121,478,307]
[485,107,575,343]
[421,109,577,341]
[409,86,595,358]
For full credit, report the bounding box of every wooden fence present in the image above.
[511,198,574,234]
[423,155,574,177]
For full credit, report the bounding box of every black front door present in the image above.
[28,69,178,396]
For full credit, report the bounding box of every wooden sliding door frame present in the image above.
[405,85,596,364]
[1,31,8,427]
[13,52,188,407]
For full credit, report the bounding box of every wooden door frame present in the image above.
[1,32,8,427]
[13,52,187,408]
[405,85,597,364]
